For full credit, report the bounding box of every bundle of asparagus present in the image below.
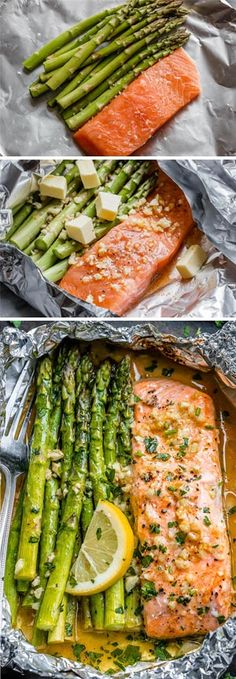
[23,0,189,137]
[6,159,158,285]
[4,343,142,657]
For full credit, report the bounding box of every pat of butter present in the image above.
[76,159,100,189]
[176,244,208,279]
[95,191,121,221]
[39,175,67,200]
[65,214,96,245]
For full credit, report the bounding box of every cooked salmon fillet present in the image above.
[74,48,201,156]
[131,379,232,638]
[59,171,193,315]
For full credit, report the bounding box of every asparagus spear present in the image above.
[32,347,64,643]
[35,159,117,252]
[47,595,67,643]
[37,354,95,631]
[47,15,127,91]
[95,173,158,240]
[60,345,79,505]
[81,480,93,630]
[23,8,123,71]
[88,360,112,632]
[66,35,188,130]
[15,357,53,581]
[103,359,133,631]
[4,481,25,624]
[118,359,142,630]
[43,258,69,283]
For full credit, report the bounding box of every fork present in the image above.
[0,360,35,622]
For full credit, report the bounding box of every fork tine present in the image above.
[5,361,32,424]
[5,379,35,441]
[17,391,35,443]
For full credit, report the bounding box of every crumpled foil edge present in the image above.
[0,320,236,679]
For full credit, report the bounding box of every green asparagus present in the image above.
[4,481,25,624]
[15,357,53,581]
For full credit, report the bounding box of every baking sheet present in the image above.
[0,158,236,318]
[0,0,236,156]
[0,320,236,679]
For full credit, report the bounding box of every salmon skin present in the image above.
[131,379,232,639]
[60,171,193,315]
[74,48,201,156]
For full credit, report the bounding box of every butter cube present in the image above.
[65,214,96,245]
[176,245,208,279]
[39,174,67,200]
[95,192,121,221]
[76,159,100,189]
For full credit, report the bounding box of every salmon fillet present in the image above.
[132,379,232,639]
[59,171,193,315]
[74,48,201,156]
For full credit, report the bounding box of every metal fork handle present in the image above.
[0,464,18,624]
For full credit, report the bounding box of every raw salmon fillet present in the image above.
[131,379,232,638]
[59,171,193,315]
[74,48,201,156]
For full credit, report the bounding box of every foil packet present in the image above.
[0,0,236,156]
[0,320,236,679]
[0,159,236,318]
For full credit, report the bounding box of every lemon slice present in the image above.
[66,500,134,596]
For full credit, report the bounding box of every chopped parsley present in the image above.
[217,615,226,624]
[144,436,158,453]
[72,643,86,661]
[153,642,171,661]
[197,606,210,615]
[168,521,178,528]
[115,606,124,614]
[203,507,210,513]
[28,536,39,543]
[203,516,211,526]
[175,531,186,545]
[158,544,167,553]
[111,645,141,667]
[194,407,201,417]
[176,595,191,606]
[141,581,157,600]
[229,506,236,516]
[65,622,72,637]
[150,523,161,534]
[156,453,170,461]
[141,554,154,568]
[177,437,189,458]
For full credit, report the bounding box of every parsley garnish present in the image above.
[144,436,158,453]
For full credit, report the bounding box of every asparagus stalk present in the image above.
[89,360,112,631]
[95,173,158,240]
[47,595,67,643]
[66,35,188,130]
[36,236,70,272]
[23,8,123,71]
[37,354,95,631]
[118,360,142,630]
[47,15,126,91]
[81,480,93,630]
[60,345,79,505]
[4,481,25,624]
[29,80,49,98]
[15,357,53,581]
[43,258,69,283]
[104,359,133,631]
[35,159,117,252]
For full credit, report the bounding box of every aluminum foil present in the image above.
[0,0,236,156]
[0,320,236,678]
[0,159,236,318]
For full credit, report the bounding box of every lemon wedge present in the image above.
[66,500,134,596]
